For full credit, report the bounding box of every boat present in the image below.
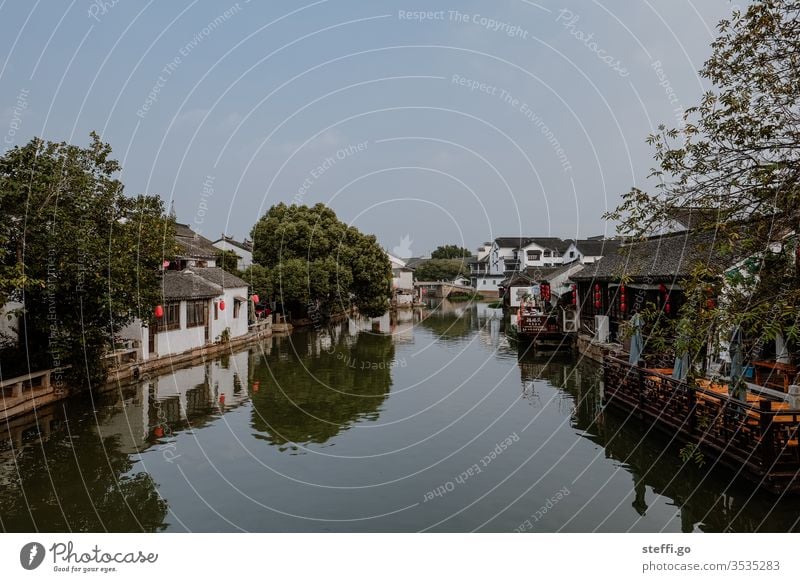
[508,295,572,350]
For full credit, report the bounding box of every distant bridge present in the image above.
[414,281,474,298]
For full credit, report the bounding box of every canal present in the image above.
[2,301,799,532]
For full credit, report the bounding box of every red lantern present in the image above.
[571,284,577,305]
[620,302,627,313]
[706,299,716,310]
[219,393,226,405]
[154,426,164,438]
[594,300,601,309]
[252,294,259,304]
[659,283,667,294]
[154,305,164,319]
[219,300,225,311]
[252,381,260,393]
[595,283,600,291]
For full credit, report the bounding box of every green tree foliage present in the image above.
[250,203,391,318]
[241,264,271,301]
[215,248,241,276]
[605,1,800,357]
[414,258,469,282]
[0,133,176,386]
[431,244,471,259]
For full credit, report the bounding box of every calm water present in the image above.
[2,301,800,532]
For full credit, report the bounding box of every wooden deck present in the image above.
[603,356,800,494]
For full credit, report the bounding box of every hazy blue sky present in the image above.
[0,1,743,256]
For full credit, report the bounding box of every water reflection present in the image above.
[249,328,394,447]
[2,303,800,532]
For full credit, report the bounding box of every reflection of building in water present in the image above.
[98,349,252,448]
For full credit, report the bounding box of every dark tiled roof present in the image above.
[213,234,253,252]
[494,236,571,252]
[404,257,427,269]
[162,270,221,300]
[191,266,248,289]
[175,223,219,259]
[570,230,720,282]
[501,266,563,286]
[573,238,622,257]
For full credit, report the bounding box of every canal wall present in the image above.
[0,320,274,421]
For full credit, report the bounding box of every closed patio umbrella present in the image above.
[628,313,644,366]
[728,326,747,401]
[672,350,689,381]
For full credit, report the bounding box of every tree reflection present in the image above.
[249,326,395,446]
[0,400,167,532]
[531,351,800,532]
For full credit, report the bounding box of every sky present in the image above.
[0,0,746,257]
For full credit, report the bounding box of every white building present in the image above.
[212,235,254,271]
[562,238,621,265]
[120,267,250,361]
[171,223,219,269]
[387,252,415,306]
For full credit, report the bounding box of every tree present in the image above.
[605,0,800,359]
[241,264,271,302]
[215,248,241,276]
[0,133,175,387]
[250,203,391,318]
[414,258,469,282]
[431,244,472,259]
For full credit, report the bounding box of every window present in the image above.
[234,299,242,319]
[214,301,219,320]
[160,302,181,331]
[527,251,541,261]
[569,251,575,258]
[187,300,207,328]
[543,250,551,258]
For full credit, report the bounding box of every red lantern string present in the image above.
[154,305,164,319]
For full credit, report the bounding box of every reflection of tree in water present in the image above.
[516,347,800,531]
[0,398,167,532]
[417,304,477,342]
[249,327,394,447]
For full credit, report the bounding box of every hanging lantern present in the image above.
[219,393,226,405]
[154,305,164,319]
[219,300,225,311]
[252,381,260,393]
[619,284,627,313]
[571,284,577,305]
[154,426,164,438]
[659,283,667,293]
[162,259,170,268]
[252,294,259,304]
[706,299,716,310]
[664,293,671,314]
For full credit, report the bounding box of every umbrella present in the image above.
[672,350,689,381]
[728,326,747,401]
[628,313,644,365]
